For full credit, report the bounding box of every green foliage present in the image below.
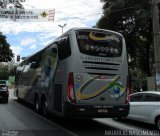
[0,1,24,62]
[0,32,14,62]
[129,67,148,91]
[0,70,9,80]
[0,1,24,9]
[9,66,17,76]
[0,65,9,80]
[0,63,16,80]
[97,0,153,76]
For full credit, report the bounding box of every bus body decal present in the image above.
[89,32,106,41]
[77,75,125,100]
[89,32,120,42]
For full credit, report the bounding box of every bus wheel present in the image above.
[35,96,41,113]
[16,90,20,101]
[156,117,160,130]
[42,98,49,117]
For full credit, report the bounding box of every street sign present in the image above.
[0,9,55,22]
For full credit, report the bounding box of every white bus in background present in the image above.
[14,28,130,118]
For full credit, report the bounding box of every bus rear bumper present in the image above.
[64,102,129,118]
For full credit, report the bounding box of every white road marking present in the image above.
[94,118,143,130]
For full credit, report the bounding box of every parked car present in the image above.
[0,80,9,103]
[128,91,160,130]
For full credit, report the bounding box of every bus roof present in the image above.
[66,27,123,37]
[19,27,123,64]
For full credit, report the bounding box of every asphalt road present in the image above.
[0,99,118,136]
[0,89,159,136]
[0,98,76,136]
[0,89,117,136]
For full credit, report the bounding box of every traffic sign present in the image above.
[0,9,55,22]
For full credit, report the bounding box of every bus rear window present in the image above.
[76,31,122,57]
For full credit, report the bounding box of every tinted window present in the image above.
[76,30,122,57]
[143,94,160,102]
[27,52,42,70]
[58,36,71,60]
[130,93,143,102]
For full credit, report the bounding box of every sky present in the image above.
[0,0,103,61]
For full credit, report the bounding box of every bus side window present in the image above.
[30,62,39,69]
[28,52,42,69]
[58,37,71,60]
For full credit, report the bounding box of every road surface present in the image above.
[0,89,158,136]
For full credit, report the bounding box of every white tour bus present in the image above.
[14,28,130,118]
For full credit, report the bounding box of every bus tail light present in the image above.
[67,72,76,104]
[125,77,130,104]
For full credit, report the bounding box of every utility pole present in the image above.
[152,0,160,90]
[58,24,67,34]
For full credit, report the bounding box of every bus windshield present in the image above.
[76,30,122,57]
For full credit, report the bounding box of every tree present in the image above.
[97,0,153,77]
[0,63,9,80]
[0,32,14,62]
[0,1,24,62]
[0,0,24,9]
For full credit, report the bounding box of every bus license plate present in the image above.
[98,109,108,113]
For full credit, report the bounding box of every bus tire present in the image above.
[155,116,160,130]
[16,90,21,101]
[42,97,49,117]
